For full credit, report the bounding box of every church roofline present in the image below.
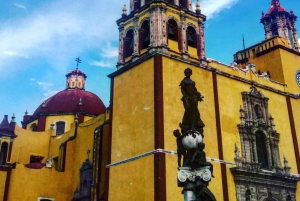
[234,36,300,57]
[116,1,206,26]
[108,51,300,99]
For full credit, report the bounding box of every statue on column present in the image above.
[174,68,216,201]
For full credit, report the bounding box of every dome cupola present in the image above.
[66,57,87,90]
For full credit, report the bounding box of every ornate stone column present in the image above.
[180,13,188,58]
[187,0,192,11]
[198,20,206,60]
[149,4,168,53]
[117,26,124,69]
[132,16,140,61]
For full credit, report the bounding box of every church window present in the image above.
[123,29,134,60]
[140,20,150,51]
[167,19,178,41]
[30,123,37,131]
[186,27,197,48]
[56,121,65,135]
[256,131,269,169]
[72,82,75,87]
[30,155,43,163]
[0,142,8,165]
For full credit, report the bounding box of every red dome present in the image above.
[32,89,106,117]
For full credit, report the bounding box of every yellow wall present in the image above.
[12,125,51,164]
[6,114,106,201]
[280,48,300,93]
[8,164,72,201]
[109,58,155,201]
[0,171,6,200]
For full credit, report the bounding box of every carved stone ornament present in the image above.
[231,87,299,201]
[178,166,212,184]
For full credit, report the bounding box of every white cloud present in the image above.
[30,78,35,81]
[3,51,29,59]
[14,3,26,9]
[196,0,239,19]
[89,60,115,68]
[298,38,300,44]
[100,42,118,58]
[0,0,123,72]
[36,81,59,99]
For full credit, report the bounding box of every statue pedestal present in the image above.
[177,167,216,201]
[184,191,197,201]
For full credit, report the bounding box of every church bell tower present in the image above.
[116,0,206,69]
[106,1,207,201]
[260,0,299,51]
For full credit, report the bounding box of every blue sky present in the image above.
[0,0,299,124]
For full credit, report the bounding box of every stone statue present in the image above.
[174,129,186,167]
[175,68,215,201]
[179,68,205,135]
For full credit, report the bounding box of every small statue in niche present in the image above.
[179,68,205,135]
[173,129,186,167]
[254,104,264,123]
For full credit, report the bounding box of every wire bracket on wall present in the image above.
[106,148,235,168]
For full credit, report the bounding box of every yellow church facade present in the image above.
[1,0,300,201]
[106,0,300,201]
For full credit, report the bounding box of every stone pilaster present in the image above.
[187,0,192,11]
[149,4,168,53]
[117,25,124,69]
[132,16,140,61]
[198,20,206,60]
[180,12,188,58]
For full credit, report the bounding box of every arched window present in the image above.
[256,131,269,169]
[140,20,150,51]
[0,142,8,165]
[29,123,38,131]
[123,29,134,60]
[56,121,66,135]
[186,26,197,48]
[167,19,178,41]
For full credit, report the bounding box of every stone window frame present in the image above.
[238,87,282,172]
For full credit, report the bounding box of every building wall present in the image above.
[3,113,106,201]
[108,58,155,201]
